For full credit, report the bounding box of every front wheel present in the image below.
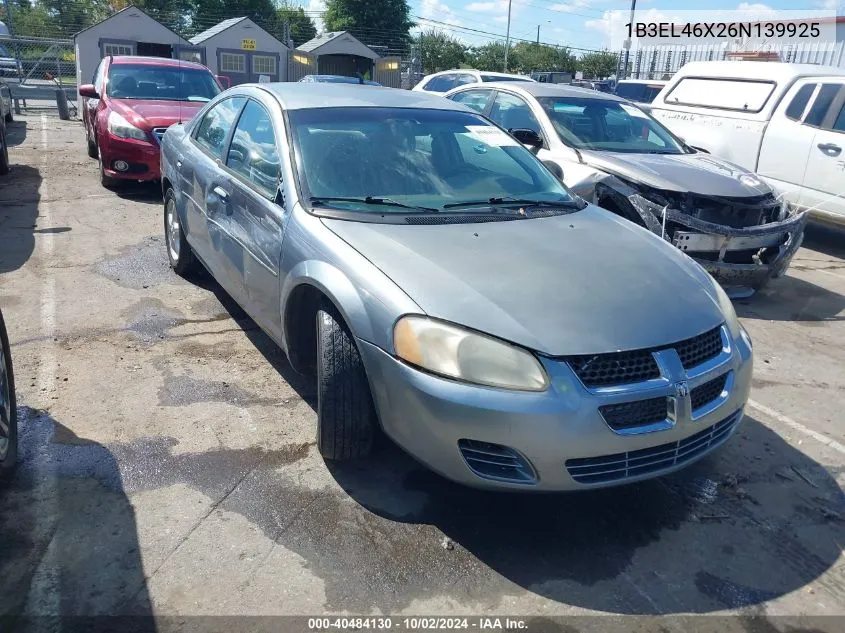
[316,306,377,460]
[98,146,118,189]
[87,126,98,159]
[164,188,197,276]
[0,308,18,477]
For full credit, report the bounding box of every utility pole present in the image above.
[622,0,637,79]
[503,0,513,72]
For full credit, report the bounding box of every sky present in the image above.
[303,0,844,52]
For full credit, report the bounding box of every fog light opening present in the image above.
[113,160,129,172]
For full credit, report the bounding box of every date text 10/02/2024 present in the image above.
[308,618,528,630]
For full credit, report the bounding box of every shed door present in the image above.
[218,50,249,86]
[288,51,315,82]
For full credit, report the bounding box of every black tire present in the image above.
[0,308,18,477]
[163,187,198,276]
[98,146,118,189]
[0,125,9,176]
[316,306,377,460]
[4,110,12,123]
[87,126,98,159]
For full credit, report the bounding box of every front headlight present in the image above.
[712,279,741,339]
[393,315,549,392]
[108,111,148,140]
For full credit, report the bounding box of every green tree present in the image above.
[466,41,507,72]
[187,0,282,40]
[578,50,619,79]
[278,4,316,47]
[414,28,465,73]
[511,42,572,73]
[41,0,110,36]
[323,0,414,55]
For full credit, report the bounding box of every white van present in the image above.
[650,61,845,227]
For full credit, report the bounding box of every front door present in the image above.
[800,82,845,219]
[221,98,286,339]
[187,96,246,293]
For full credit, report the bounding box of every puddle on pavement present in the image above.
[96,237,172,289]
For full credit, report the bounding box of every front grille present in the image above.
[458,439,536,484]
[691,372,729,411]
[566,411,741,485]
[152,127,168,143]
[674,327,723,370]
[599,397,667,430]
[568,350,660,387]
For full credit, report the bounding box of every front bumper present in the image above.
[665,210,808,294]
[100,134,161,181]
[359,326,753,491]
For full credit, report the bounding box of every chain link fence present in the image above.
[0,35,76,117]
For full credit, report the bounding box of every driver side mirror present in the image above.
[509,128,543,152]
[79,84,99,99]
[542,160,564,181]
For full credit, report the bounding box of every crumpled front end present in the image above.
[570,172,808,297]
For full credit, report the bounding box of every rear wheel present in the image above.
[316,306,377,460]
[164,187,197,276]
[0,308,18,477]
[0,125,9,176]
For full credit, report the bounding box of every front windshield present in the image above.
[107,64,221,102]
[289,107,576,213]
[538,96,685,154]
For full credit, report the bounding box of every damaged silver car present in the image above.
[444,82,807,296]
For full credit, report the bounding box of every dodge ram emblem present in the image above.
[674,381,690,398]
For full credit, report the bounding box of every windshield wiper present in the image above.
[309,196,439,213]
[442,196,583,210]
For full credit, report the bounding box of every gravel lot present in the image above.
[2,113,845,629]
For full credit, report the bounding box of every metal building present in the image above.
[189,17,289,86]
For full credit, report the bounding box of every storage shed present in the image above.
[190,17,289,86]
[291,31,401,87]
[74,6,202,89]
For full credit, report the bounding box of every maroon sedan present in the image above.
[79,56,221,187]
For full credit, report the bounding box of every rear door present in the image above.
[757,79,822,205]
[187,96,246,290]
[800,82,845,220]
[221,98,286,339]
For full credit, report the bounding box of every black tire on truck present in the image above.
[0,307,18,477]
[0,124,9,176]
[315,305,377,460]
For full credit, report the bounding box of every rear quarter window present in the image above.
[664,77,776,113]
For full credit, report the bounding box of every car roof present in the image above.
[670,60,845,82]
[425,69,533,81]
[110,56,209,71]
[456,81,628,102]
[256,83,469,110]
[617,79,668,85]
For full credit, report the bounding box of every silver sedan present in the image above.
[160,83,753,491]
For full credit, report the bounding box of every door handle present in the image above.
[176,160,182,168]
[818,143,842,156]
[213,186,229,200]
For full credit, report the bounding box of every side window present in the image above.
[805,84,842,127]
[489,92,541,134]
[833,103,845,132]
[436,74,458,92]
[226,100,281,197]
[453,73,476,87]
[785,83,817,121]
[421,76,441,91]
[195,97,246,159]
[103,43,133,57]
[449,89,492,113]
[93,60,105,94]
[220,53,246,74]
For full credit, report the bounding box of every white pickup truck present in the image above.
[649,61,845,227]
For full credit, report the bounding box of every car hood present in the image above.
[580,150,773,197]
[324,207,726,356]
[110,99,206,130]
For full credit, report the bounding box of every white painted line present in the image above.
[23,114,60,617]
[748,399,845,456]
[814,268,845,282]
